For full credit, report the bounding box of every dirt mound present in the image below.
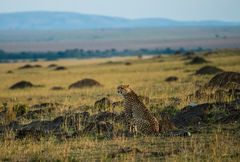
[172,100,240,127]
[77,111,115,136]
[195,66,224,75]
[91,111,117,122]
[18,64,33,69]
[188,56,208,64]
[6,70,13,74]
[16,117,64,139]
[207,72,240,89]
[31,102,61,109]
[69,78,102,89]
[54,66,67,71]
[165,76,178,82]
[194,72,240,100]
[18,64,42,69]
[9,81,34,89]
[21,64,33,69]
[125,62,132,66]
[172,103,211,127]
[33,65,42,68]
[94,97,111,111]
[51,86,64,90]
[47,64,58,68]
[14,111,91,138]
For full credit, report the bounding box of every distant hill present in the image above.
[0,11,239,30]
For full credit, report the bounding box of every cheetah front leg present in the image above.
[131,118,154,135]
[129,119,138,135]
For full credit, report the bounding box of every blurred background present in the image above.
[0,0,240,61]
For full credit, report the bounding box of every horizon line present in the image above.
[0,10,240,23]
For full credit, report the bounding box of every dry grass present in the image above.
[0,50,240,161]
[0,128,239,161]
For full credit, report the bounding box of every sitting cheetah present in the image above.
[117,85,159,135]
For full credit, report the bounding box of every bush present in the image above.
[13,104,29,117]
[0,103,8,112]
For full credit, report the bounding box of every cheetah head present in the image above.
[117,85,132,96]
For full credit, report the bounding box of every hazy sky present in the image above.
[1,0,240,21]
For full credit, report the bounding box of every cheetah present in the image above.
[117,85,159,135]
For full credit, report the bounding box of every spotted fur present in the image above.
[117,85,159,134]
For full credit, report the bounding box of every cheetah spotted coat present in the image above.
[123,91,159,134]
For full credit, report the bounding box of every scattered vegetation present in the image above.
[0,50,239,161]
[0,47,206,62]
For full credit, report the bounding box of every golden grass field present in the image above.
[0,50,240,161]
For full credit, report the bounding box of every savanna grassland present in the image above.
[0,50,240,161]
